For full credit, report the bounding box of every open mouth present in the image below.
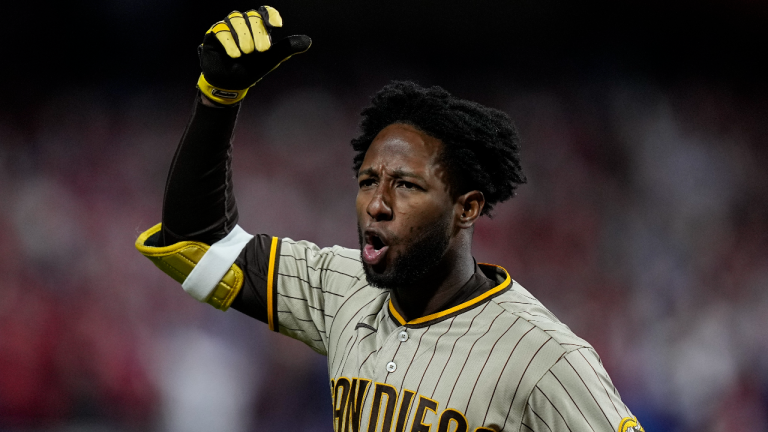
[371,236,385,250]
[362,232,389,266]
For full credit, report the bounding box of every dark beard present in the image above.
[357,218,451,290]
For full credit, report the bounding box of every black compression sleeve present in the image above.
[160,95,241,246]
[159,94,274,321]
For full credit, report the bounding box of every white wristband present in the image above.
[182,225,254,302]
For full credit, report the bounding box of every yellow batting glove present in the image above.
[198,6,312,105]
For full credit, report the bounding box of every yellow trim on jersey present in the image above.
[389,264,512,326]
[266,236,279,331]
[388,301,407,325]
[134,223,244,311]
[366,382,399,432]
[439,408,469,432]
[394,388,417,432]
[412,395,439,431]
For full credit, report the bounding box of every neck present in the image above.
[392,242,476,322]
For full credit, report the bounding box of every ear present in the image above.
[455,190,485,229]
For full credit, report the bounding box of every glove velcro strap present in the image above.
[135,223,252,311]
[197,74,249,105]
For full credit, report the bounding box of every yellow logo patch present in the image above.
[618,416,644,432]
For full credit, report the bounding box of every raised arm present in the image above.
[160,97,240,246]
[135,7,311,312]
[161,6,311,246]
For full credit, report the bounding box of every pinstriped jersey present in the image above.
[244,236,641,432]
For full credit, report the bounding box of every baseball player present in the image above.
[136,7,643,432]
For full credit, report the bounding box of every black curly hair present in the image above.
[351,81,526,216]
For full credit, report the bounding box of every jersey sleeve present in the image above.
[231,236,364,356]
[521,348,641,432]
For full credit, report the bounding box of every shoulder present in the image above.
[279,238,381,299]
[526,347,636,431]
[491,279,592,353]
[480,272,635,429]
[280,238,363,277]
[280,238,363,266]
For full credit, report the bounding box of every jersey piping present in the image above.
[266,236,281,331]
[388,263,513,328]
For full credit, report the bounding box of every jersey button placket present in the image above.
[377,322,406,378]
[386,330,408,373]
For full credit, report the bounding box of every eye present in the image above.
[397,181,420,190]
[358,178,376,189]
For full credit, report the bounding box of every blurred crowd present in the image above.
[0,79,766,432]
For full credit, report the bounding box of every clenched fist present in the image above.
[197,6,311,105]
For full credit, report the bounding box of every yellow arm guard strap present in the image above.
[135,223,251,310]
[197,74,249,105]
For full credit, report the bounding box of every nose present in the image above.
[366,186,393,222]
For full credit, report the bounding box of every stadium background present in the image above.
[1,1,767,431]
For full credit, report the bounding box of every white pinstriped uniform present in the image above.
[257,237,641,432]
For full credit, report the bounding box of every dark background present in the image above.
[6,1,768,94]
[1,1,767,431]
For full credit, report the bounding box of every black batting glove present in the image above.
[197,6,312,105]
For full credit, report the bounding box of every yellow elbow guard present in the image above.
[135,223,250,311]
